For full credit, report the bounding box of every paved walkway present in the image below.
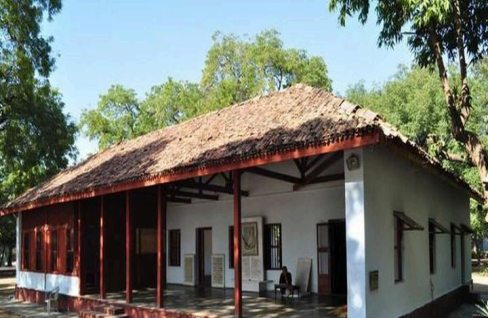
[0,277,76,318]
[0,275,487,318]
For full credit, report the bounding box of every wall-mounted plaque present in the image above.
[183,254,195,286]
[242,222,258,256]
[211,254,225,288]
[369,270,379,291]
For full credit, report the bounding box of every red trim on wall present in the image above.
[1,134,380,215]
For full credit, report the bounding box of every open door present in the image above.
[196,227,212,287]
[330,220,347,295]
[317,223,330,295]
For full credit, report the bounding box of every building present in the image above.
[0,84,480,318]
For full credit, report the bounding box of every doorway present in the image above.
[196,227,212,287]
[317,220,347,295]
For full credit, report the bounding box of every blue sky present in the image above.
[43,0,412,160]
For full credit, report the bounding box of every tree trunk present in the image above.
[429,25,488,204]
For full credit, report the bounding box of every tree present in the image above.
[345,63,488,258]
[202,30,332,110]
[0,0,63,129]
[137,79,203,135]
[81,30,333,149]
[80,85,140,149]
[330,0,488,203]
[0,0,77,265]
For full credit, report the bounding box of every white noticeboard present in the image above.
[211,254,225,288]
[183,254,195,286]
[295,258,312,297]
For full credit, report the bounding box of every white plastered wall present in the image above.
[166,158,345,292]
[362,145,471,318]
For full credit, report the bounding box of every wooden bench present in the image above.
[274,283,300,299]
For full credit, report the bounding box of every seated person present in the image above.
[279,266,292,297]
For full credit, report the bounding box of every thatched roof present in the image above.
[1,84,481,214]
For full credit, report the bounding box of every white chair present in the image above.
[44,287,59,313]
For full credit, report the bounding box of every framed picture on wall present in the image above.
[242,222,258,256]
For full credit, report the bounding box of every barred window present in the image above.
[264,224,282,270]
[169,230,181,267]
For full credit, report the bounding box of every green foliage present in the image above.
[345,62,488,240]
[202,30,332,109]
[0,0,76,251]
[138,79,203,135]
[346,65,449,148]
[329,0,488,66]
[476,300,488,317]
[81,29,333,149]
[80,85,139,149]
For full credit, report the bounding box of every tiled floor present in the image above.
[84,286,347,318]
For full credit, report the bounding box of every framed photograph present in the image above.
[242,222,258,256]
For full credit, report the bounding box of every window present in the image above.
[451,224,456,268]
[66,228,74,273]
[169,230,181,266]
[394,217,403,282]
[229,226,234,269]
[23,232,30,270]
[35,230,43,271]
[429,222,436,274]
[50,230,58,272]
[264,224,282,270]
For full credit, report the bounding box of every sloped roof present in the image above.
[1,84,482,213]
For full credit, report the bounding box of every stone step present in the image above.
[104,306,125,315]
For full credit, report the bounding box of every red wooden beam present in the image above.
[157,186,167,308]
[99,196,106,299]
[77,201,85,296]
[126,191,133,303]
[246,166,302,184]
[233,170,242,317]
[1,134,380,215]
[293,152,343,191]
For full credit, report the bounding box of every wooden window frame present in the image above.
[35,229,43,271]
[169,229,181,267]
[229,226,234,269]
[264,223,282,270]
[50,230,58,272]
[66,227,75,273]
[22,231,31,271]
[394,217,404,283]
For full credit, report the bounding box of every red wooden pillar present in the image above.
[78,201,85,296]
[157,185,167,308]
[126,191,133,303]
[233,170,243,317]
[100,196,106,299]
